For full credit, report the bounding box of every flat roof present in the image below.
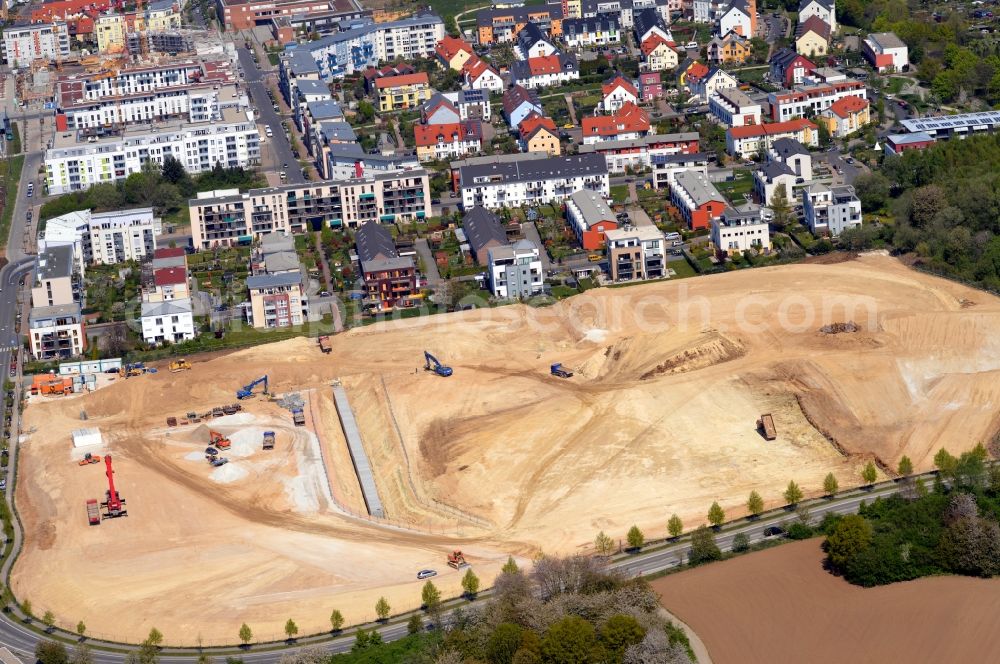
[900,111,1000,134]
[246,272,302,289]
[460,153,606,185]
[36,245,75,281]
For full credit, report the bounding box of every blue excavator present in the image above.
[424,351,453,377]
[237,375,269,399]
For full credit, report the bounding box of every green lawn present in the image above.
[715,168,754,204]
[0,155,24,251]
[610,184,629,204]
[668,258,698,279]
[429,0,488,18]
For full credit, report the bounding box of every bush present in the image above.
[787,522,814,540]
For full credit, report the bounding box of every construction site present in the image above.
[12,254,1000,643]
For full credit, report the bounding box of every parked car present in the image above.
[763,526,785,537]
[417,569,437,579]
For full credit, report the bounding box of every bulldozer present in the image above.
[209,430,231,450]
[169,359,192,373]
[78,453,102,466]
[447,550,469,569]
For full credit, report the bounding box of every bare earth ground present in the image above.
[652,539,1000,663]
[13,254,1000,643]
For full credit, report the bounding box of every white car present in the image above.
[685,41,698,49]
[417,569,437,580]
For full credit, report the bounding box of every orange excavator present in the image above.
[447,550,469,569]
[78,453,102,466]
[209,430,231,450]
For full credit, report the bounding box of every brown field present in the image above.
[653,539,1000,663]
[12,254,1000,643]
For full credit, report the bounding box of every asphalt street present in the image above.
[236,46,304,185]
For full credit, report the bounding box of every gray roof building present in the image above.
[246,272,302,290]
[675,170,726,207]
[462,206,508,264]
[295,79,331,97]
[306,99,344,120]
[140,298,192,318]
[771,137,809,158]
[459,153,607,186]
[355,221,397,263]
[36,245,75,281]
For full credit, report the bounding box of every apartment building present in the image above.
[709,87,762,128]
[711,205,770,255]
[488,240,544,299]
[46,108,259,195]
[582,102,650,144]
[41,207,160,267]
[768,80,867,122]
[671,169,728,230]
[726,117,818,158]
[863,32,908,73]
[476,5,563,45]
[2,22,70,67]
[29,245,85,360]
[414,121,482,162]
[376,72,432,112]
[246,273,308,328]
[217,0,368,31]
[652,152,710,190]
[563,15,621,47]
[510,53,580,89]
[605,224,664,282]
[566,189,617,250]
[579,132,701,174]
[189,171,432,248]
[802,183,861,236]
[817,95,870,138]
[356,221,416,311]
[458,153,609,210]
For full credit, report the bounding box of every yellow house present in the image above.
[434,36,473,71]
[641,35,679,72]
[376,72,432,112]
[565,0,582,18]
[146,1,181,31]
[817,96,870,138]
[795,16,830,58]
[709,33,752,65]
[522,118,561,156]
[95,14,126,53]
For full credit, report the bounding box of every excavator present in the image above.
[78,453,102,466]
[237,375,268,400]
[424,351,453,377]
[169,359,192,373]
[209,430,231,450]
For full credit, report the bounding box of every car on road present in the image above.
[763,526,785,538]
[279,171,287,180]
[26,183,33,198]
[845,157,855,165]
[319,291,331,297]
[283,163,289,169]
[417,569,437,579]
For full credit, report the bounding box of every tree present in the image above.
[421,581,441,612]
[594,531,614,556]
[375,597,390,622]
[731,532,750,553]
[76,621,86,638]
[42,610,55,631]
[502,556,519,574]
[356,100,375,123]
[667,514,683,539]
[71,645,93,664]
[145,628,163,648]
[688,526,722,565]
[626,525,645,550]
[22,598,32,617]
[461,568,480,599]
[707,501,725,527]
[329,610,344,632]
[238,623,252,645]
[352,628,382,652]
[823,472,839,497]
[853,172,890,212]
[35,641,68,664]
[746,491,764,518]
[934,448,958,477]
[161,154,187,185]
[862,461,878,486]
[444,14,459,36]
[283,619,298,640]
[783,480,804,506]
[487,623,524,664]
[406,613,422,635]
[600,614,646,660]
[824,514,873,571]
[770,182,792,230]
[541,615,599,664]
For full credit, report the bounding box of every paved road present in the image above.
[236,46,303,185]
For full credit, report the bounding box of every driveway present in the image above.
[522,221,552,272]
[414,238,442,286]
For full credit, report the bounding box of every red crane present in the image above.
[101,455,127,518]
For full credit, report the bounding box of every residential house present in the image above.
[726,117,818,158]
[601,74,639,112]
[356,221,416,311]
[462,55,504,94]
[795,15,830,57]
[708,31,751,65]
[563,15,621,48]
[503,85,544,129]
[798,0,836,34]
[422,91,491,124]
[769,48,815,88]
[414,120,482,162]
[768,80,867,122]
[670,169,728,229]
[640,33,679,72]
[752,161,798,207]
[488,240,544,299]
[516,21,558,59]
[519,114,562,155]
[510,53,580,88]
[462,206,508,264]
[29,245,85,360]
[435,35,474,71]
[770,137,813,180]
[677,59,709,88]
[693,0,730,24]
[712,205,771,256]
[817,95,870,138]
[583,101,651,144]
[363,64,417,95]
[605,224,665,281]
[421,94,462,126]
[566,189,618,250]
[718,0,752,38]
[375,72,432,112]
[652,152,709,190]
[709,87,762,127]
[634,7,671,44]
[802,183,861,236]
[884,132,935,156]
[690,67,738,102]
[580,132,701,174]
[476,5,563,45]
[140,247,195,344]
[863,32,909,73]
[459,153,609,210]
[639,71,664,101]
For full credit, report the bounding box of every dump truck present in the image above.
[166,416,178,427]
[263,431,275,450]
[86,499,100,526]
[222,404,240,415]
[318,336,331,354]
[78,453,101,466]
[292,409,305,426]
[550,363,574,379]
[169,359,192,373]
[209,430,232,450]
[447,550,469,569]
[757,414,777,441]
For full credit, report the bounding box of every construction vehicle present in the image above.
[447,550,469,569]
[205,447,219,459]
[119,362,145,378]
[100,455,127,519]
[263,431,275,450]
[166,416,178,427]
[78,453,102,466]
[169,359,192,372]
[210,457,229,467]
[424,351,453,377]
[292,409,305,426]
[318,336,331,354]
[209,430,231,450]
[86,499,100,526]
[222,404,241,415]
[757,414,777,441]
[237,375,269,399]
[550,363,574,379]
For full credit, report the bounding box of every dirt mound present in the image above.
[639,332,746,380]
[819,321,859,334]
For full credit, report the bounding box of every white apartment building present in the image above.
[458,154,610,210]
[488,240,544,299]
[863,32,909,73]
[768,80,867,122]
[578,132,701,174]
[57,83,244,130]
[29,245,84,360]
[802,183,862,236]
[372,13,445,62]
[45,108,259,195]
[2,22,70,68]
[41,207,160,266]
[605,225,665,281]
[140,299,196,344]
[563,16,621,48]
[709,87,762,128]
[64,61,210,99]
[712,205,771,256]
[247,272,308,328]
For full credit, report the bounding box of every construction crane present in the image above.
[101,455,127,519]
[237,375,269,399]
[424,351,453,377]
